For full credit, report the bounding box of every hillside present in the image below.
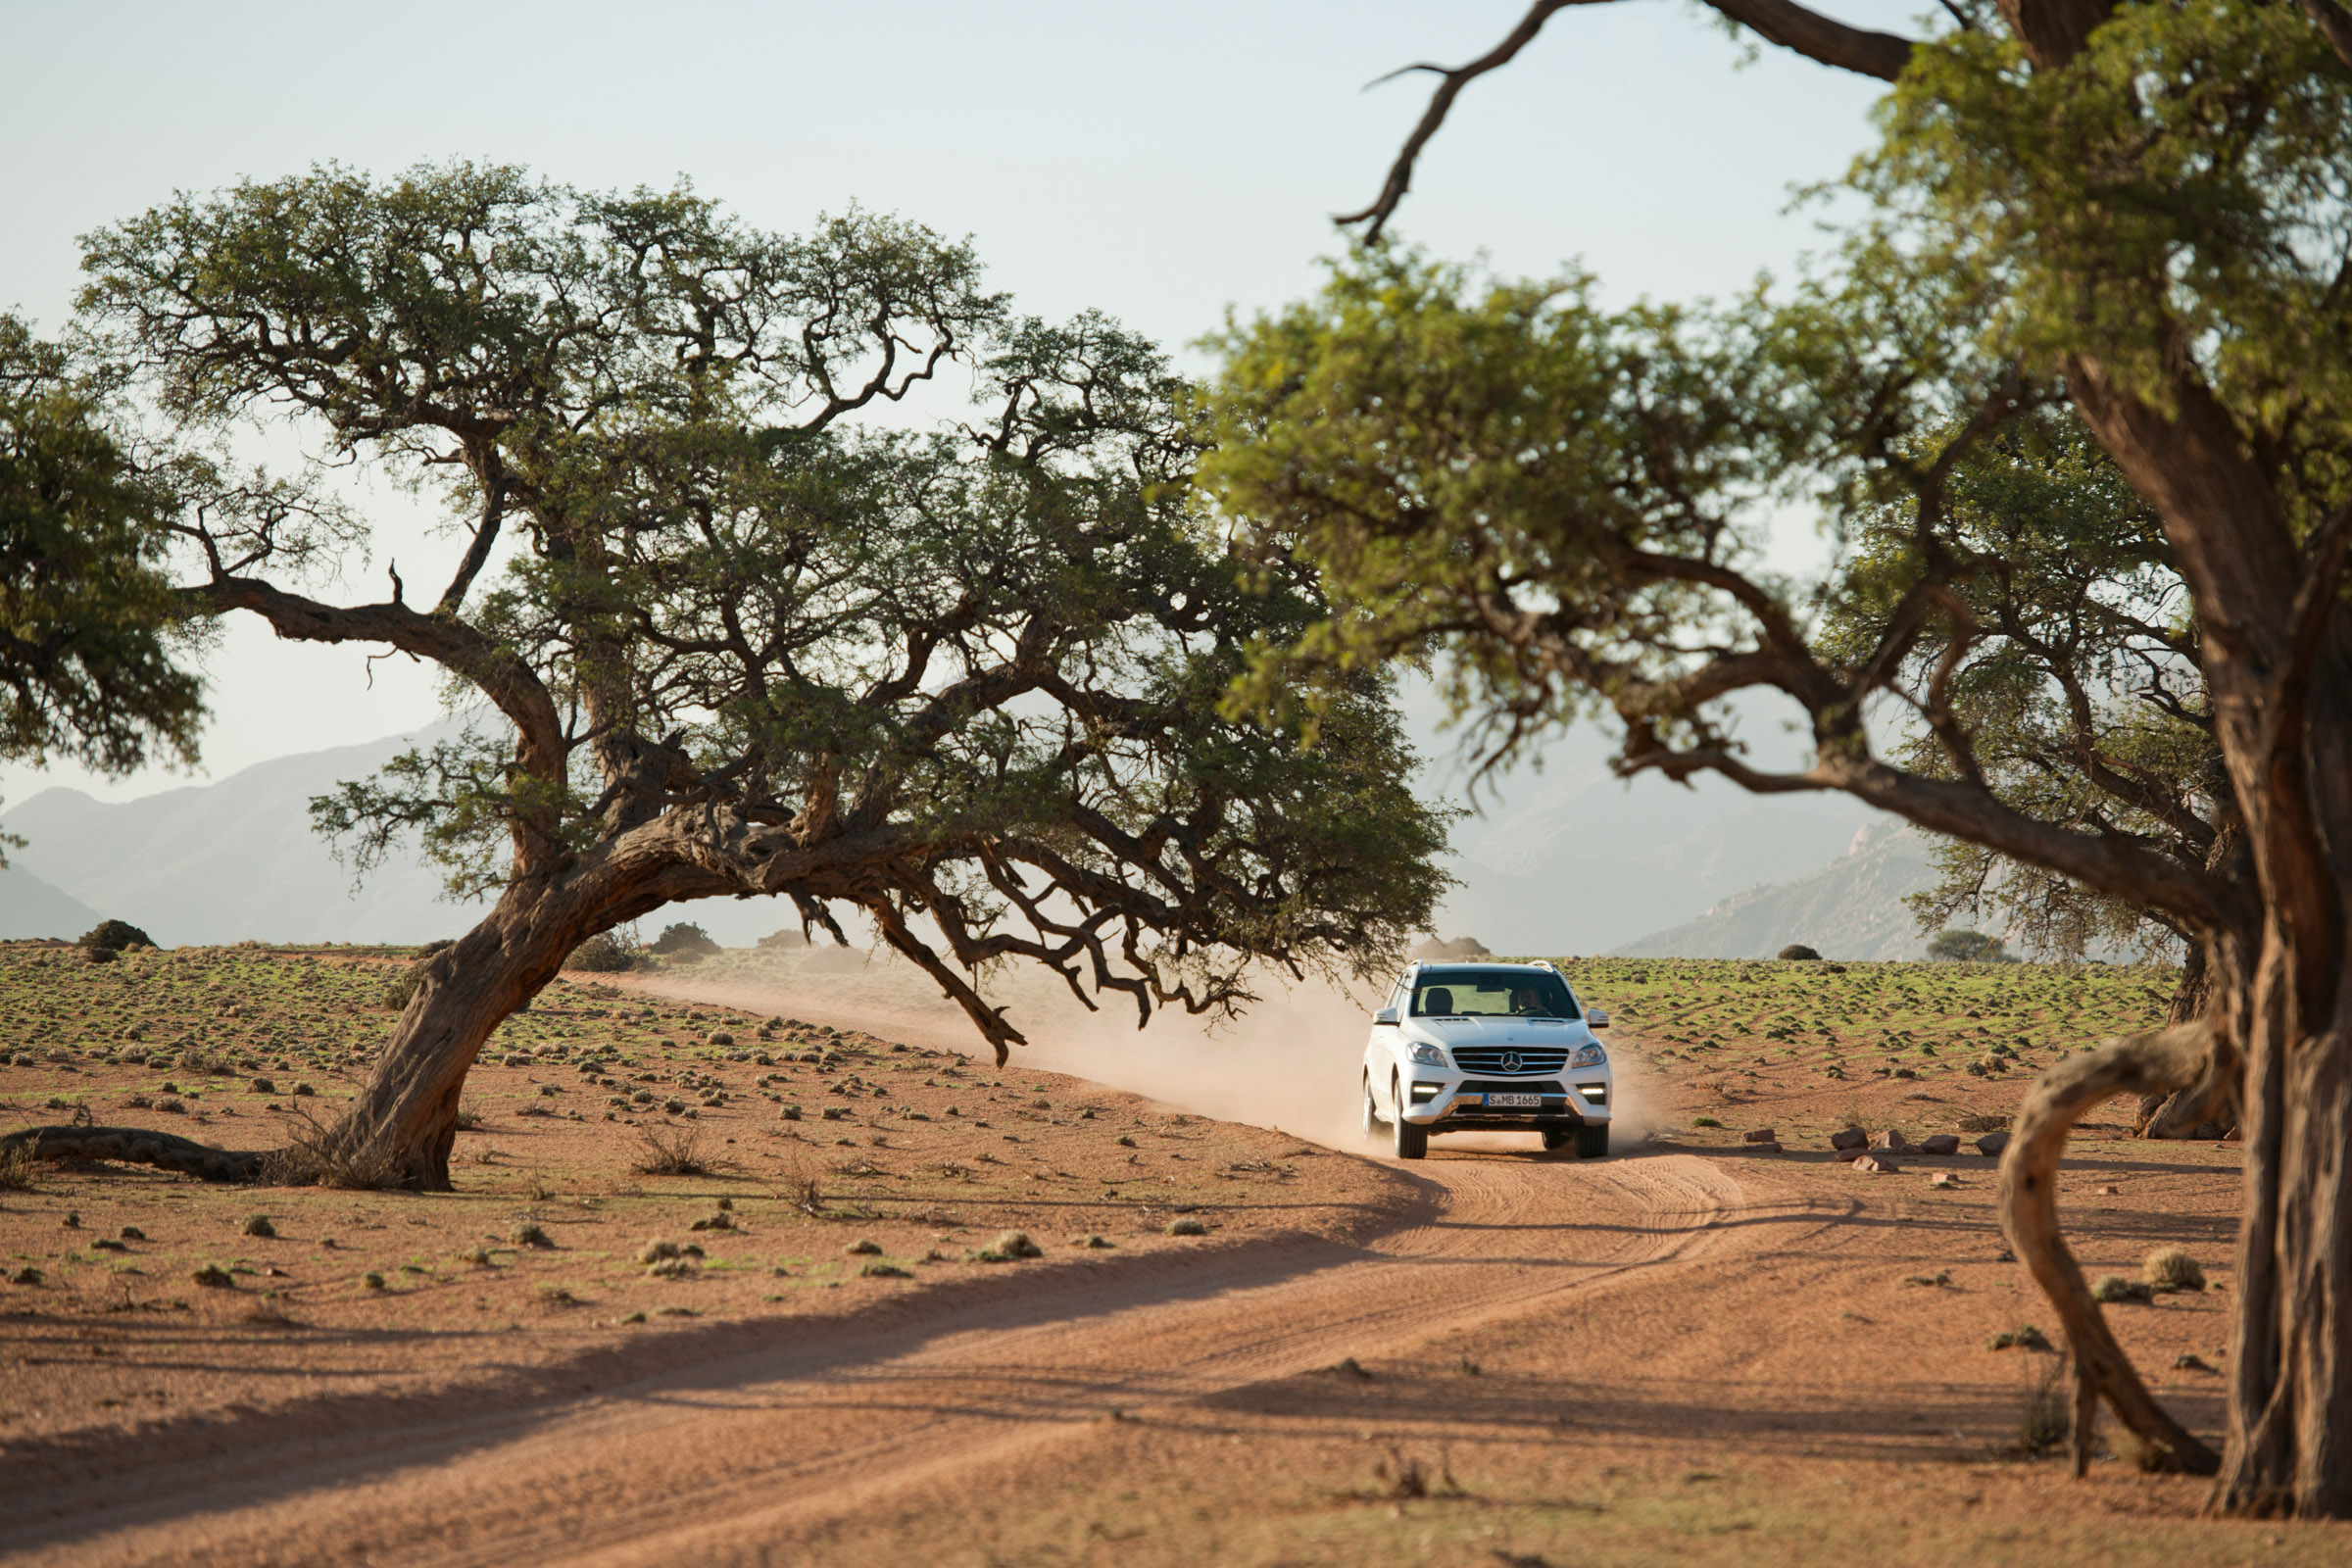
[0,863,101,941]
[1431,719,1876,953]
[0,730,466,948]
[1609,819,1938,960]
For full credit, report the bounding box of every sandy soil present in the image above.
[2,950,2344,1564]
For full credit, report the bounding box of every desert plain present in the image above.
[0,940,2340,1566]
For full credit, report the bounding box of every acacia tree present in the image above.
[0,313,208,838]
[1201,0,2352,1518]
[17,165,1446,1191]
[1824,413,2242,1096]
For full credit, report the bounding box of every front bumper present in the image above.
[1402,1075,1612,1126]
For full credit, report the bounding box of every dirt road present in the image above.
[5,1138,1823,1567]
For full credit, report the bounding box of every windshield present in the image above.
[1410,968,1579,1020]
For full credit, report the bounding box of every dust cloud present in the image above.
[635,950,1661,1155]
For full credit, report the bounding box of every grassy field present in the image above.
[1554,955,2177,1099]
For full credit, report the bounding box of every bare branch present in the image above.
[1707,0,1918,80]
[185,575,566,785]
[2000,1021,2224,1475]
[1337,0,1917,239]
[437,463,506,613]
[1337,1,1593,242]
[1622,738,2246,937]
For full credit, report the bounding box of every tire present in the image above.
[1575,1122,1609,1159]
[1392,1079,1428,1159]
[1541,1127,1572,1152]
[1362,1075,1384,1136]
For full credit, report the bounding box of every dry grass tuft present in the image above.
[631,1123,712,1177]
[2141,1245,2206,1293]
[1369,1446,1463,1500]
[2014,1357,2069,1457]
[258,1113,406,1190]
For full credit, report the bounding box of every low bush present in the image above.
[2142,1245,2206,1293]
[649,922,721,957]
[2091,1274,2155,1304]
[565,933,637,973]
[78,919,156,953]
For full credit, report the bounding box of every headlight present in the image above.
[1570,1043,1607,1068]
[1408,1043,1448,1067]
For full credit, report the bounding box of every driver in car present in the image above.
[1508,985,1553,1017]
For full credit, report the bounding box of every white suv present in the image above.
[1360,960,1613,1159]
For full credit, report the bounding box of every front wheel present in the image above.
[1575,1123,1609,1159]
[1392,1079,1428,1159]
[1541,1127,1572,1152]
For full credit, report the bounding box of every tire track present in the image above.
[7,1151,1837,1568]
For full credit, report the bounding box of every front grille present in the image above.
[1450,1048,1569,1076]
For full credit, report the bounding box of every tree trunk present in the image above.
[2211,939,2352,1516]
[321,876,633,1191]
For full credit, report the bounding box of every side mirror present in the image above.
[1586,1007,1609,1029]
[1373,1006,1400,1027]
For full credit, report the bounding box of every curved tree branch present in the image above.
[184,575,566,783]
[1999,1020,2224,1476]
[1338,0,1918,240]
[1337,1,1595,242]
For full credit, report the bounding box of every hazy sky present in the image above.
[0,0,1920,810]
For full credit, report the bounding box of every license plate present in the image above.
[1483,1093,1542,1108]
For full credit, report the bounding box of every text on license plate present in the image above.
[1482,1093,1543,1108]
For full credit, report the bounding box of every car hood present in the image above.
[1406,1017,1597,1050]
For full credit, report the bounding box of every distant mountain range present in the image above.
[0,863,101,941]
[0,725,847,951]
[1,729,465,948]
[1419,704,1911,955]
[1607,820,1939,960]
[1,717,1951,957]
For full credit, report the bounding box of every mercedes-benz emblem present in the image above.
[1501,1051,1523,1074]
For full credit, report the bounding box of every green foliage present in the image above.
[1873,9,2352,483]
[72,164,1453,1050]
[565,933,637,973]
[650,922,721,957]
[1926,930,2011,963]
[1820,410,2213,961]
[0,316,206,829]
[77,919,156,953]
[1199,6,2352,981]
[1551,953,2170,1092]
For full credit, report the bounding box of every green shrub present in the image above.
[78,919,156,953]
[2092,1274,2154,1304]
[649,922,722,957]
[566,933,637,972]
[2142,1246,2206,1293]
